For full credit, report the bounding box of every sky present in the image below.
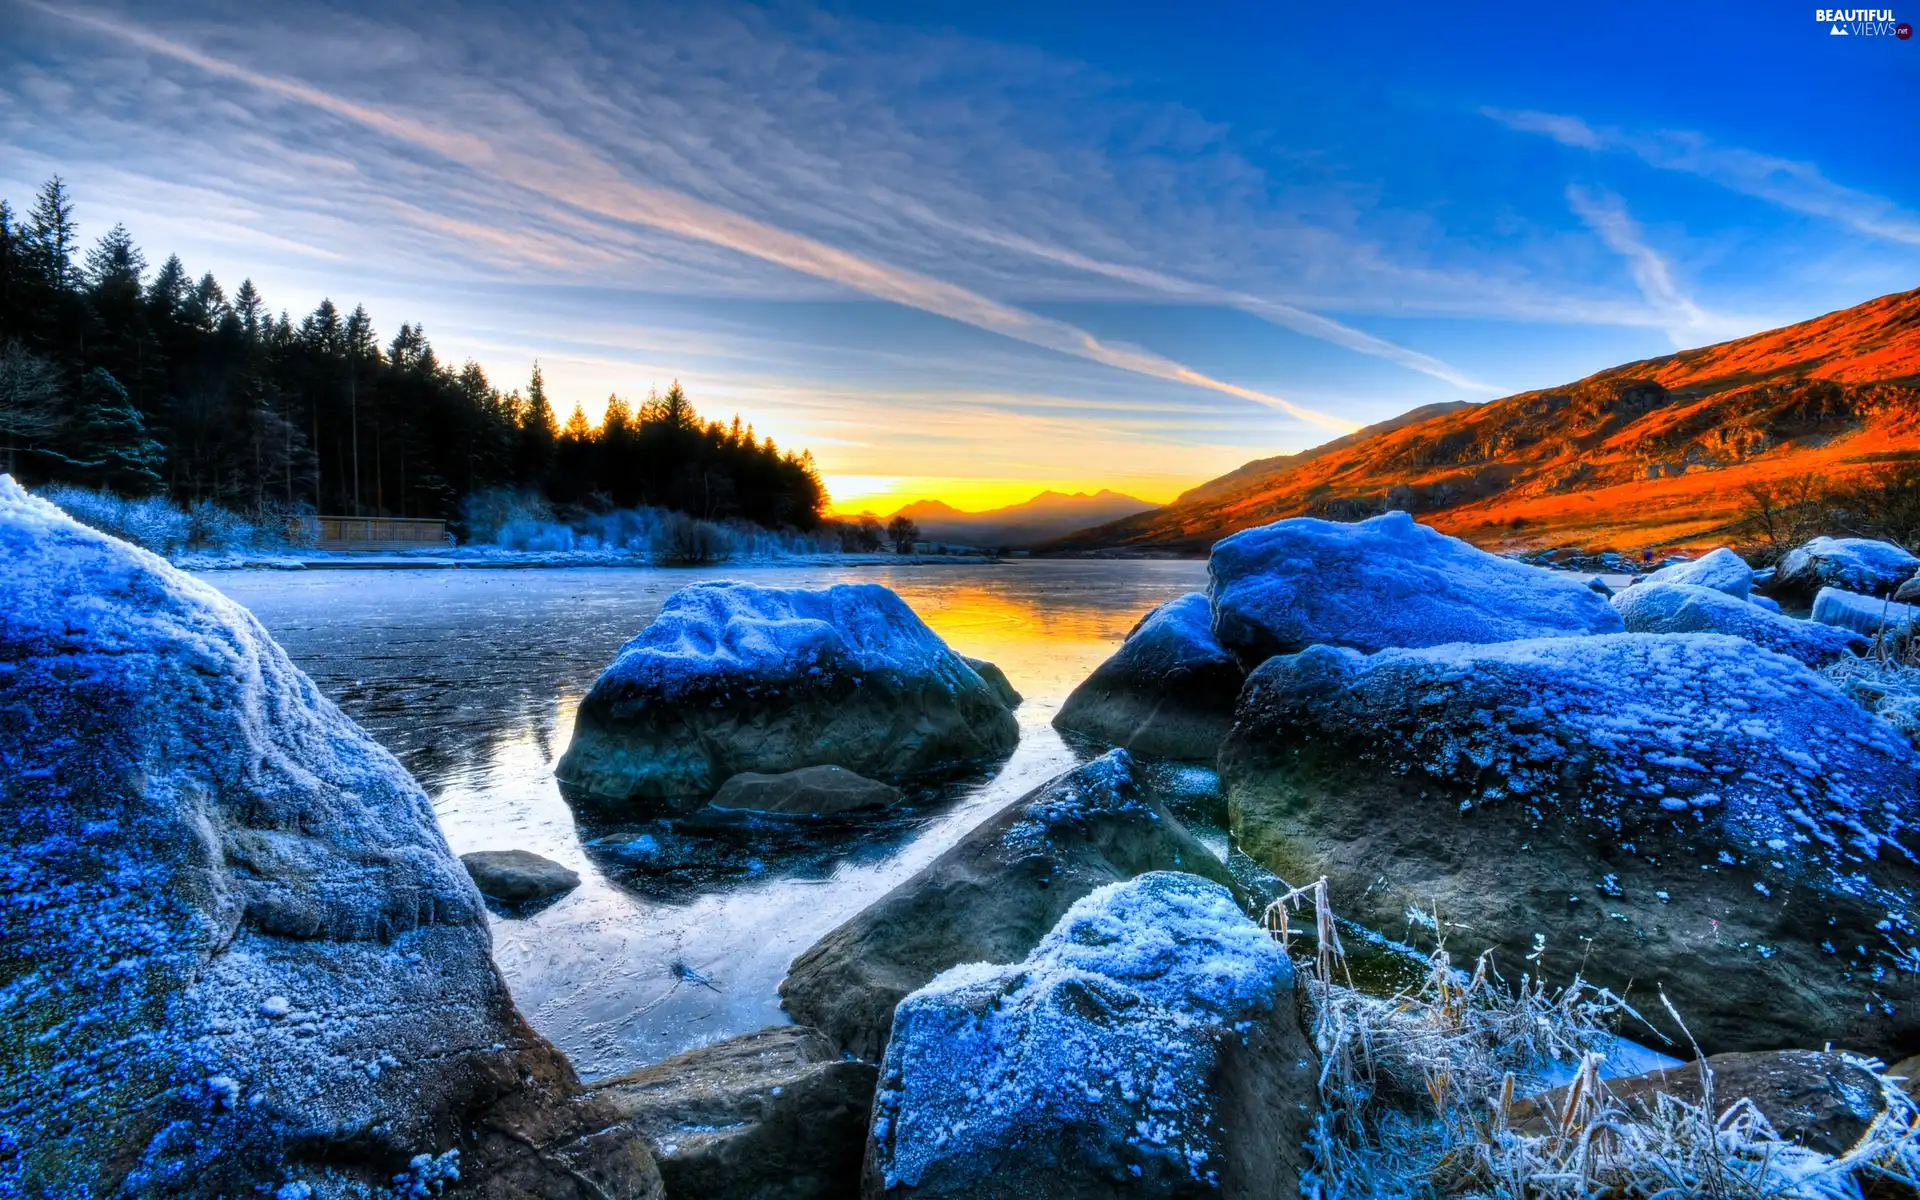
[3,2,1916,513]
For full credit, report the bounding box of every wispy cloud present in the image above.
[31,3,1359,432]
[1487,106,1920,248]
[1564,184,1722,347]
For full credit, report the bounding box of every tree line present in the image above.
[0,177,825,531]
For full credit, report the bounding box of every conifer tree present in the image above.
[69,368,164,492]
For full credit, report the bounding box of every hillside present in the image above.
[887,489,1156,548]
[1050,287,1920,555]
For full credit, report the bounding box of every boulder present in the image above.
[594,1025,878,1200]
[556,582,1019,800]
[962,655,1023,708]
[780,750,1237,1061]
[864,872,1314,1199]
[1510,1050,1893,1157]
[710,765,906,815]
[0,478,660,1198]
[1769,536,1920,606]
[1612,580,1867,667]
[1813,586,1920,641]
[1751,593,1783,613]
[1206,510,1622,664]
[1053,593,1246,761]
[1639,546,1755,598]
[461,849,582,905]
[1896,574,1920,605]
[1219,632,1920,1057]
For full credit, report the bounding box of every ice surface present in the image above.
[1613,580,1866,667]
[1207,510,1623,660]
[1812,586,1920,640]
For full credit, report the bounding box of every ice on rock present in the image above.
[867,872,1312,1198]
[1773,536,1920,603]
[1053,592,1246,760]
[1812,586,1920,641]
[557,581,1018,799]
[1206,510,1622,662]
[1613,580,1867,667]
[1639,546,1755,598]
[0,476,656,1196]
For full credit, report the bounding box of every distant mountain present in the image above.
[885,489,1158,548]
[1048,287,1920,555]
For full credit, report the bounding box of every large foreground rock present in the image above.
[594,1025,877,1200]
[1769,536,1920,606]
[1639,546,1755,598]
[1220,632,1920,1057]
[780,750,1236,1061]
[710,765,905,814]
[0,479,660,1197]
[556,582,1018,800]
[1613,580,1867,667]
[1053,593,1245,761]
[1510,1049,1894,1157]
[1206,511,1622,663]
[864,872,1314,1199]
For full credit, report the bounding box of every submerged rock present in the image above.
[780,750,1236,1061]
[1220,632,1920,1056]
[1612,580,1867,667]
[0,478,659,1198]
[556,582,1019,800]
[865,872,1314,1199]
[461,848,583,905]
[1769,536,1920,606]
[1206,510,1622,664]
[595,1025,877,1200]
[1510,1050,1893,1157]
[1638,546,1755,598]
[710,765,906,815]
[1053,593,1245,761]
[1812,585,1920,641]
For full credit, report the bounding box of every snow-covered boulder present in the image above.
[1812,586,1920,641]
[865,872,1314,1199]
[1206,511,1623,664]
[1053,593,1245,761]
[1612,580,1867,667]
[1219,632,1920,1057]
[780,750,1235,1061]
[556,582,1019,800]
[1750,593,1783,613]
[0,478,660,1197]
[1638,546,1754,598]
[1769,536,1920,606]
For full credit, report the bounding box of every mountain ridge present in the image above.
[879,489,1157,548]
[1046,287,1920,555]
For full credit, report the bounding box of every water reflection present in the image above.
[203,560,1206,1077]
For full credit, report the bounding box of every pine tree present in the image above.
[69,368,164,493]
[561,403,593,442]
[234,279,263,340]
[83,224,146,297]
[148,254,190,321]
[26,177,77,287]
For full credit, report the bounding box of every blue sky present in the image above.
[3,0,1915,510]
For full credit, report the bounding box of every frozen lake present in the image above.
[203,559,1207,1079]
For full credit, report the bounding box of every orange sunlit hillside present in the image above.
[1052,287,1920,555]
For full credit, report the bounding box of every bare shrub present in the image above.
[653,510,729,565]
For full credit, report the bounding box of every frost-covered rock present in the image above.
[1751,593,1783,613]
[1206,511,1622,663]
[865,872,1314,1199]
[0,478,659,1198]
[1812,586,1920,641]
[1639,546,1754,598]
[1612,580,1867,667]
[780,750,1236,1061]
[594,1025,877,1200]
[1220,632,1920,1056]
[460,848,582,906]
[556,582,1019,800]
[962,654,1023,708]
[1053,593,1245,761]
[1895,574,1920,605]
[709,764,905,815]
[1770,536,1920,606]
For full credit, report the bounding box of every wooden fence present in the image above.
[312,516,450,551]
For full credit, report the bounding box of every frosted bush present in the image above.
[40,484,190,555]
